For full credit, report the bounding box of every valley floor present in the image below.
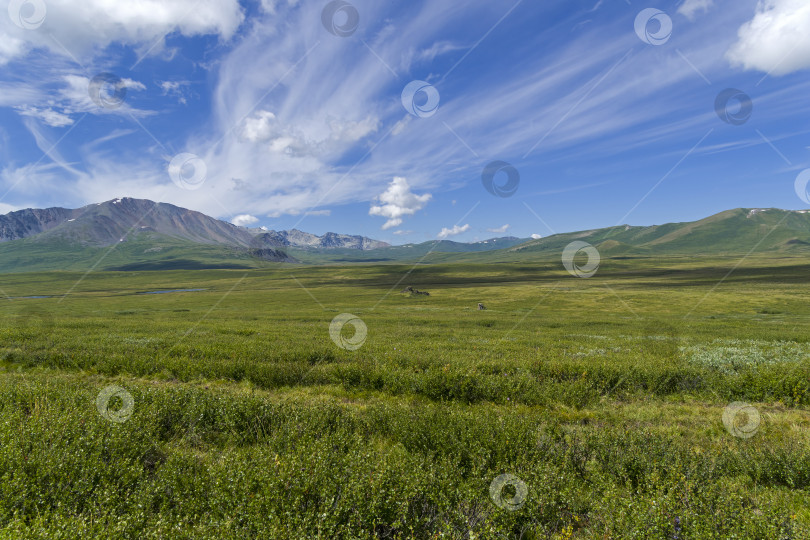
[1,256,809,538]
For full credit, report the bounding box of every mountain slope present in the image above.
[505,208,810,257]
[1,198,253,247]
[0,207,77,242]
[2,203,810,272]
[1,198,390,252]
[0,198,390,271]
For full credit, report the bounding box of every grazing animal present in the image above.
[478,303,486,310]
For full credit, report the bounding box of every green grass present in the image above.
[0,256,809,538]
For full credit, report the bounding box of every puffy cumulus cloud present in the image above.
[531,234,543,239]
[678,0,714,20]
[369,177,431,230]
[0,0,244,65]
[240,110,279,143]
[437,224,470,239]
[727,0,810,76]
[231,214,259,227]
[487,224,510,234]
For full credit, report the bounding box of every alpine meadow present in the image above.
[2,1,810,539]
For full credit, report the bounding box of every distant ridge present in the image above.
[1,202,810,272]
[507,208,810,257]
[248,228,390,250]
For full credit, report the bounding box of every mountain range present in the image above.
[0,198,387,251]
[0,199,809,273]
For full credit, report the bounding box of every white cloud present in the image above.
[678,0,714,20]
[8,74,151,127]
[531,234,543,239]
[231,214,258,227]
[437,224,470,239]
[260,0,300,15]
[240,110,279,143]
[487,224,510,234]
[393,230,413,235]
[159,81,190,104]
[160,81,182,93]
[0,0,244,65]
[369,177,431,230]
[727,0,810,75]
[2,0,781,225]
[61,74,147,114]
[305,209,331,216]
[16,106,74,127]
[0,202,21,215]
[239,110,379,157]
[0,35,25,65]
[136,1,715,221]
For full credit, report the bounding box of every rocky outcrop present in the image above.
[0,207,76,242]
[402,286,430,296]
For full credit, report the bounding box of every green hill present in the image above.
[2,206,810,272]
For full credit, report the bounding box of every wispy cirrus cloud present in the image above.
[2,0,808,236]
[16,106,74,127]
[487,224,510,234]
[678,0,715,20]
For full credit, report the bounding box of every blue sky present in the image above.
[1,0,810,245]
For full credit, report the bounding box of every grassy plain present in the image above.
[0,255,809,538]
